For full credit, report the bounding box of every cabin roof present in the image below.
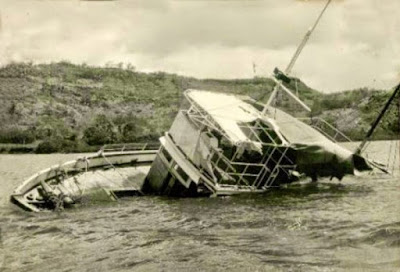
[185,89,353,159]
[185,89,262,147]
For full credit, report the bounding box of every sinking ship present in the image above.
[10,0,396,211]
[141,86,374,197]
[11,79,396,212]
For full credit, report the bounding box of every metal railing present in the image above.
[207,144,295,189]
[100,142,160,152]
[298,117,352,142]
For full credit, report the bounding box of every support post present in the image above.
[356,83,400,155]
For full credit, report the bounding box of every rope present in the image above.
[390,140,399,174]
[80,157,90,196]
[68,157,91,199]
[100,152,142,192]
[387,140,394,169]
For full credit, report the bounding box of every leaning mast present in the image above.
[355,84,400,155]
[263,0,332,114]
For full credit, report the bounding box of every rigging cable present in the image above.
[262,0,332,113]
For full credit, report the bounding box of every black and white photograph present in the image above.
[0,0,399,271]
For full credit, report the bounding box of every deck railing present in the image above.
[298,117,352,142]
[101,142,160,152]
[207,144,295,189]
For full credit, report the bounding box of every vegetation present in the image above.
[0,62,398,153]
[0,127,35,144]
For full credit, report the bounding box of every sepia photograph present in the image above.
[0,0,399,271]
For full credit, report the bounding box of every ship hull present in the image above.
[10,150,157,212]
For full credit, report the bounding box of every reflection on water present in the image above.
[0,141,399,271]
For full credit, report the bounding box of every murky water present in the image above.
[0,142,399,272]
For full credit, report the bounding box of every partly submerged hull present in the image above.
[142,134,274,197]
[141,90,377,197]
[10,89,382,211]
[11,150,157,212]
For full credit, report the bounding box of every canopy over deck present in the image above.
[185,90,360,176]
[263,106,353,159]
[185,89,263,149]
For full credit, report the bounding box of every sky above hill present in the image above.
[0,0,399,92]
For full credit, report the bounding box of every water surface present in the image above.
[0,142,399,271]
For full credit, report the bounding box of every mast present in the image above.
[285,0,332,75]
[398,87,400,170]
[355,83,400,155]
[263,0,332,114]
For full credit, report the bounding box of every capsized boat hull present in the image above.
[10,150,157,212]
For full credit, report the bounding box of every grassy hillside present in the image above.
[0,62,398,153]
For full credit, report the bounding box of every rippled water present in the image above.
[0,142,399,272]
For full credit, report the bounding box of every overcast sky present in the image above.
[0,0,399,92]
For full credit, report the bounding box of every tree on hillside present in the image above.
[83,114,117,145]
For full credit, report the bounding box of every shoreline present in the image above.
[1,139,399,155]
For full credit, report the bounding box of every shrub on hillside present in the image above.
[35,137,64,153]
[35,116,75,140]
[36,136,81,153]
[0,128,35,144]
[83,114,117,146]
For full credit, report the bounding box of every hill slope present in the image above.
[0,62,398,153]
